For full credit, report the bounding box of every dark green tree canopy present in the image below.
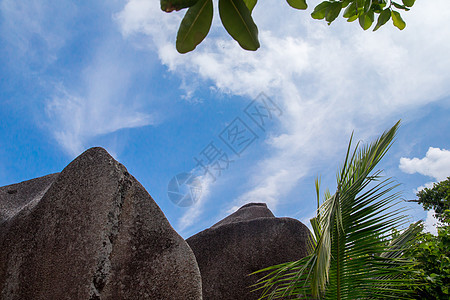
[161,0,417,53]
[415,177,450,223]
[403,209,450,299]
[403,178,450,299]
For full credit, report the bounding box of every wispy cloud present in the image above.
[46,80,155,157]
[46,40,157,156]
[1,0,158,157]
[117,0,450,228]
[177,173,214,234]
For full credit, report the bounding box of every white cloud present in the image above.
[424,210,438,236]
[46,82,154,157]
[414,181,436,195]
[116,0,450,228]
[399,147,449,236]
[176,173,214,234]
[44,43,156,157]
[399,147,450,182]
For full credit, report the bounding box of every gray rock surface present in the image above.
[0,147,202,300]
[211,202,275,228]
[186,203,311,300]
[0,173,59,224]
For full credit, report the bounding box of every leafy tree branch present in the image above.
[161,0,416,53]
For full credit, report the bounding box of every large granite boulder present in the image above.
[186,203,311,300]
[0,147,202,300]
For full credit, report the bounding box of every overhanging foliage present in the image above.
[161,0,416,53]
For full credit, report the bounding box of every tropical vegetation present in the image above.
[404,215,449,299]
[413,177,450,223]
[253,121,424,299]
[403,179,450,300]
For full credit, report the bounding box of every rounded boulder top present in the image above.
[211,202,275,228]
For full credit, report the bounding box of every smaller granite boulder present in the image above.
[187,203,311,300]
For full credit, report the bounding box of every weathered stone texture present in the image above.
[0,173,59,224]
[0,147,202,300]
[187,203,311,300]
[211,202,275,228]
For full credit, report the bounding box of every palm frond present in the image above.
[254,121,420,300]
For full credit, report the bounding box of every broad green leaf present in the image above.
[176,0,213,53]
[402,0,415,7]
[287,0,308,10]
[373,8,390,31]
[326,2,342,24]
[243,0,257,12]
[161,0,199,12]
[347,14,358,22]
[311,1,332,20]
[219,0,260,51]
[341,0,351,8]
[359,10,374,30]
[343,2,357,18]
[391,10,406,30]
[392,1,410,11]
[371,3,384,13]
[364,0,372,13]
[371,0,387,10]
[391,11,406,30]
[356,0,365,11]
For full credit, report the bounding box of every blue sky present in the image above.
[1,0,449,238]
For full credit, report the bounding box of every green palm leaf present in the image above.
[254,121,420,299]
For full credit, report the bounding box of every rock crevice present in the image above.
[89,171,132,300]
